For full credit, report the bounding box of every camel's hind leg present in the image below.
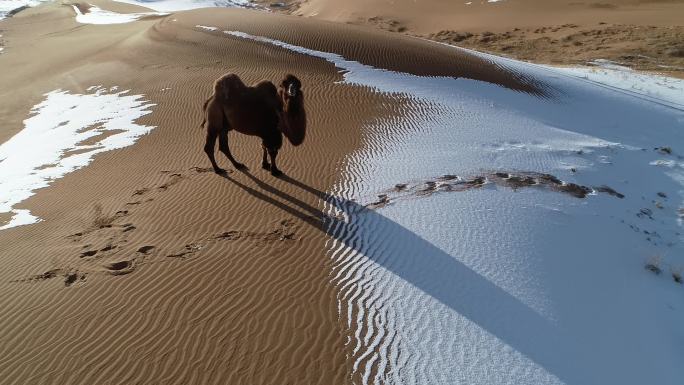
[204,125,225,174]
[218,127,246,170]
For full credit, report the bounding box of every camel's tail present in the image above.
[199,97,210,129]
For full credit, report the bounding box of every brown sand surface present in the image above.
[0,2,537,384]
[277,0,684,76]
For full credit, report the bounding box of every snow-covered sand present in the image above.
[0,87,155,230]
[195,24,218,31]
[547,60,684,110]
[0,0,50,20]
[72,4,168,24]
[219,28,684,384]
[0,0,254,21]
[112,0,254,12]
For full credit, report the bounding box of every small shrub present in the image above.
[672,267,683,284]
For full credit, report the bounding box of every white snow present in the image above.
[0,87,155,230]
[111,0,254,12]
[195,24,218,31]
[72,4,168,25]
[545,60,684,110]
[224,29,684,385]
[0,0,50,20]
[0,0,255,21]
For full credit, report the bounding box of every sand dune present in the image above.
[0,3,538,383]
[289,0,684,76]
[1,1,683,384]
[294,0,684,32]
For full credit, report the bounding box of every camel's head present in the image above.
[278,74,306,147]
[280,74,302,100]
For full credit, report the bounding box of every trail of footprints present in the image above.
[22,149,680,287]
[18,167,300,287]
[166,219,299,259]
[364,170,624,210]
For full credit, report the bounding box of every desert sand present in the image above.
[0,2,533,383]
[1,1,683,384]
[286,0,684,76]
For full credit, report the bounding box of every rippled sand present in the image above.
[1,2,683,385]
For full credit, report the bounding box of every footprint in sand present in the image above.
[16,269,87,287]
[166,243,203,259]
[132,188,149,196]
[157,173,184,191]
[63,272,86,287]
[367,194,391,209]
[190,166,217,174]
[137,245,155,254]
[81,250,97,258]
[105,260,135,276]
[101,245,116,252]
[437,174,459,181]
[214,231,242,241]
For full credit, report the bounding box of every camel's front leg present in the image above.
[219,128,246,170]
[261,146,270,170]
[267,147,282,177]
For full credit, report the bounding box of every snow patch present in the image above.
[0,0,50,20]
[195,24,218,31]
[72,4,167,25]
[0,87,155,230]
[111,0,255,12]
[546,62,684,109]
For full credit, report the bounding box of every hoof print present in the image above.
[106,260,134,276]
[81,250,97,258]
[137,245,155,254]
[64,272,85,287]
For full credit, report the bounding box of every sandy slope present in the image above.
[288,0,684,76]
[293,0,684,32]
[0,2,536,384]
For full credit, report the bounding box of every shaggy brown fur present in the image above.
[201,73,306,176]
[278,74,307,147]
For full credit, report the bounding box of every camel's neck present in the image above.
[280,96,306,146]
[284,98,303,115]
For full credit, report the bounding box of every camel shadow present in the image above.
[219,170,596,384]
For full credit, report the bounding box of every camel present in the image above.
[201,73,306,177]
